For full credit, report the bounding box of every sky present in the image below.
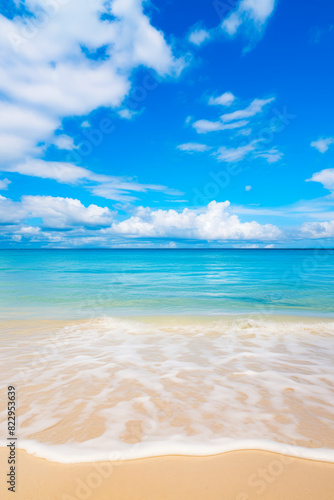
[0,0,333,248]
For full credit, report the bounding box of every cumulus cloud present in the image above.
[307,169,334,192]
[0,0,184,165]
[301,220,334,239]
[177,143,211,153]
[310,138,334,153]
[222,0,276,38]
[188,28,210,46]
[109,201,281,241]
[209,92,235,107]
[23,196,113,228]
[0,101,58,161]
[0,195,25,223]
[0,194,113,228]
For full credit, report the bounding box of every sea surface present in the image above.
[0,249,334,463]
[0,249,334,319]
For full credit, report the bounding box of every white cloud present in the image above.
[19,226,42,235]
[222,0,276,37]
[188,93,281,165]
[0,159,179,202]
[307,169,334,192]
[237,127,252,136]
[22,196,113,228]
[0,194,113,228]
[10,225,69,244]
[0,101,58,160]
[193,96,274,134]
[109,201,281,241]
[188,29,210,46]
[1,160,105,184]
[0,195,25,223]
[90,180,181,202]
[222,14,242,36]
[0,178,10,190]
[245,185,252,191]
[221,98,274,122]
[254,148,282,163]
[118,109,137,120]
[53,135,77,150]
[209,92,235,107]
[193,119,248,134]
[11,235,22,242]
[215,142,256,162]
[301,220,334,239]
[310,138,334,153]
[177,143,211,153]
[0,0,184,163]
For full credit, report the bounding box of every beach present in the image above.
[1,250,334,498]
[1,0,334,493]
[1,448,334,500]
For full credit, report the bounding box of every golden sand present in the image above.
[1,448,334,500]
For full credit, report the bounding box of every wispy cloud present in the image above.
[310,137,334,153]
[188,28,210,46]
[221,0,277,40]
[0,178,10,190]
[215,143,256,162]
[193,119,248,134]
[208,92,235,107]
[0,160,181,202]
[177,143,211,153]
[185,92,282,165]
[53,135,78,151]
[221,98,274,122]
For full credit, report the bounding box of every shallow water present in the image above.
[0,249,334,319]
[1,316,334,462]
[1,250,334,462]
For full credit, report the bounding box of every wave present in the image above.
[1,316,334,463]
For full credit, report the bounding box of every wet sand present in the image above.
[1,448,334,500]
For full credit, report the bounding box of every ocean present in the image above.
[1,249,334,319]
[0,249,334,463]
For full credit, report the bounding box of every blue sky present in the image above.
[0,0,333,248]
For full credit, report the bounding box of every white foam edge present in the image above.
[2,438,334,464]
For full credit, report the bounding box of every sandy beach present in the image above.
[1,448,334,500]
[1,252,334,499]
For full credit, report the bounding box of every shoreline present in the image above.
[1,312,334,327]
[2,439,334,464]
[1,448,334,500]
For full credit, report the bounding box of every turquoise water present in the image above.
[1,249,334,462]
[0,249,333,319]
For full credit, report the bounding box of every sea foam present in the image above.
[1,316,334,463]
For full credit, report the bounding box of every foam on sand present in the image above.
[0,316,334,463]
